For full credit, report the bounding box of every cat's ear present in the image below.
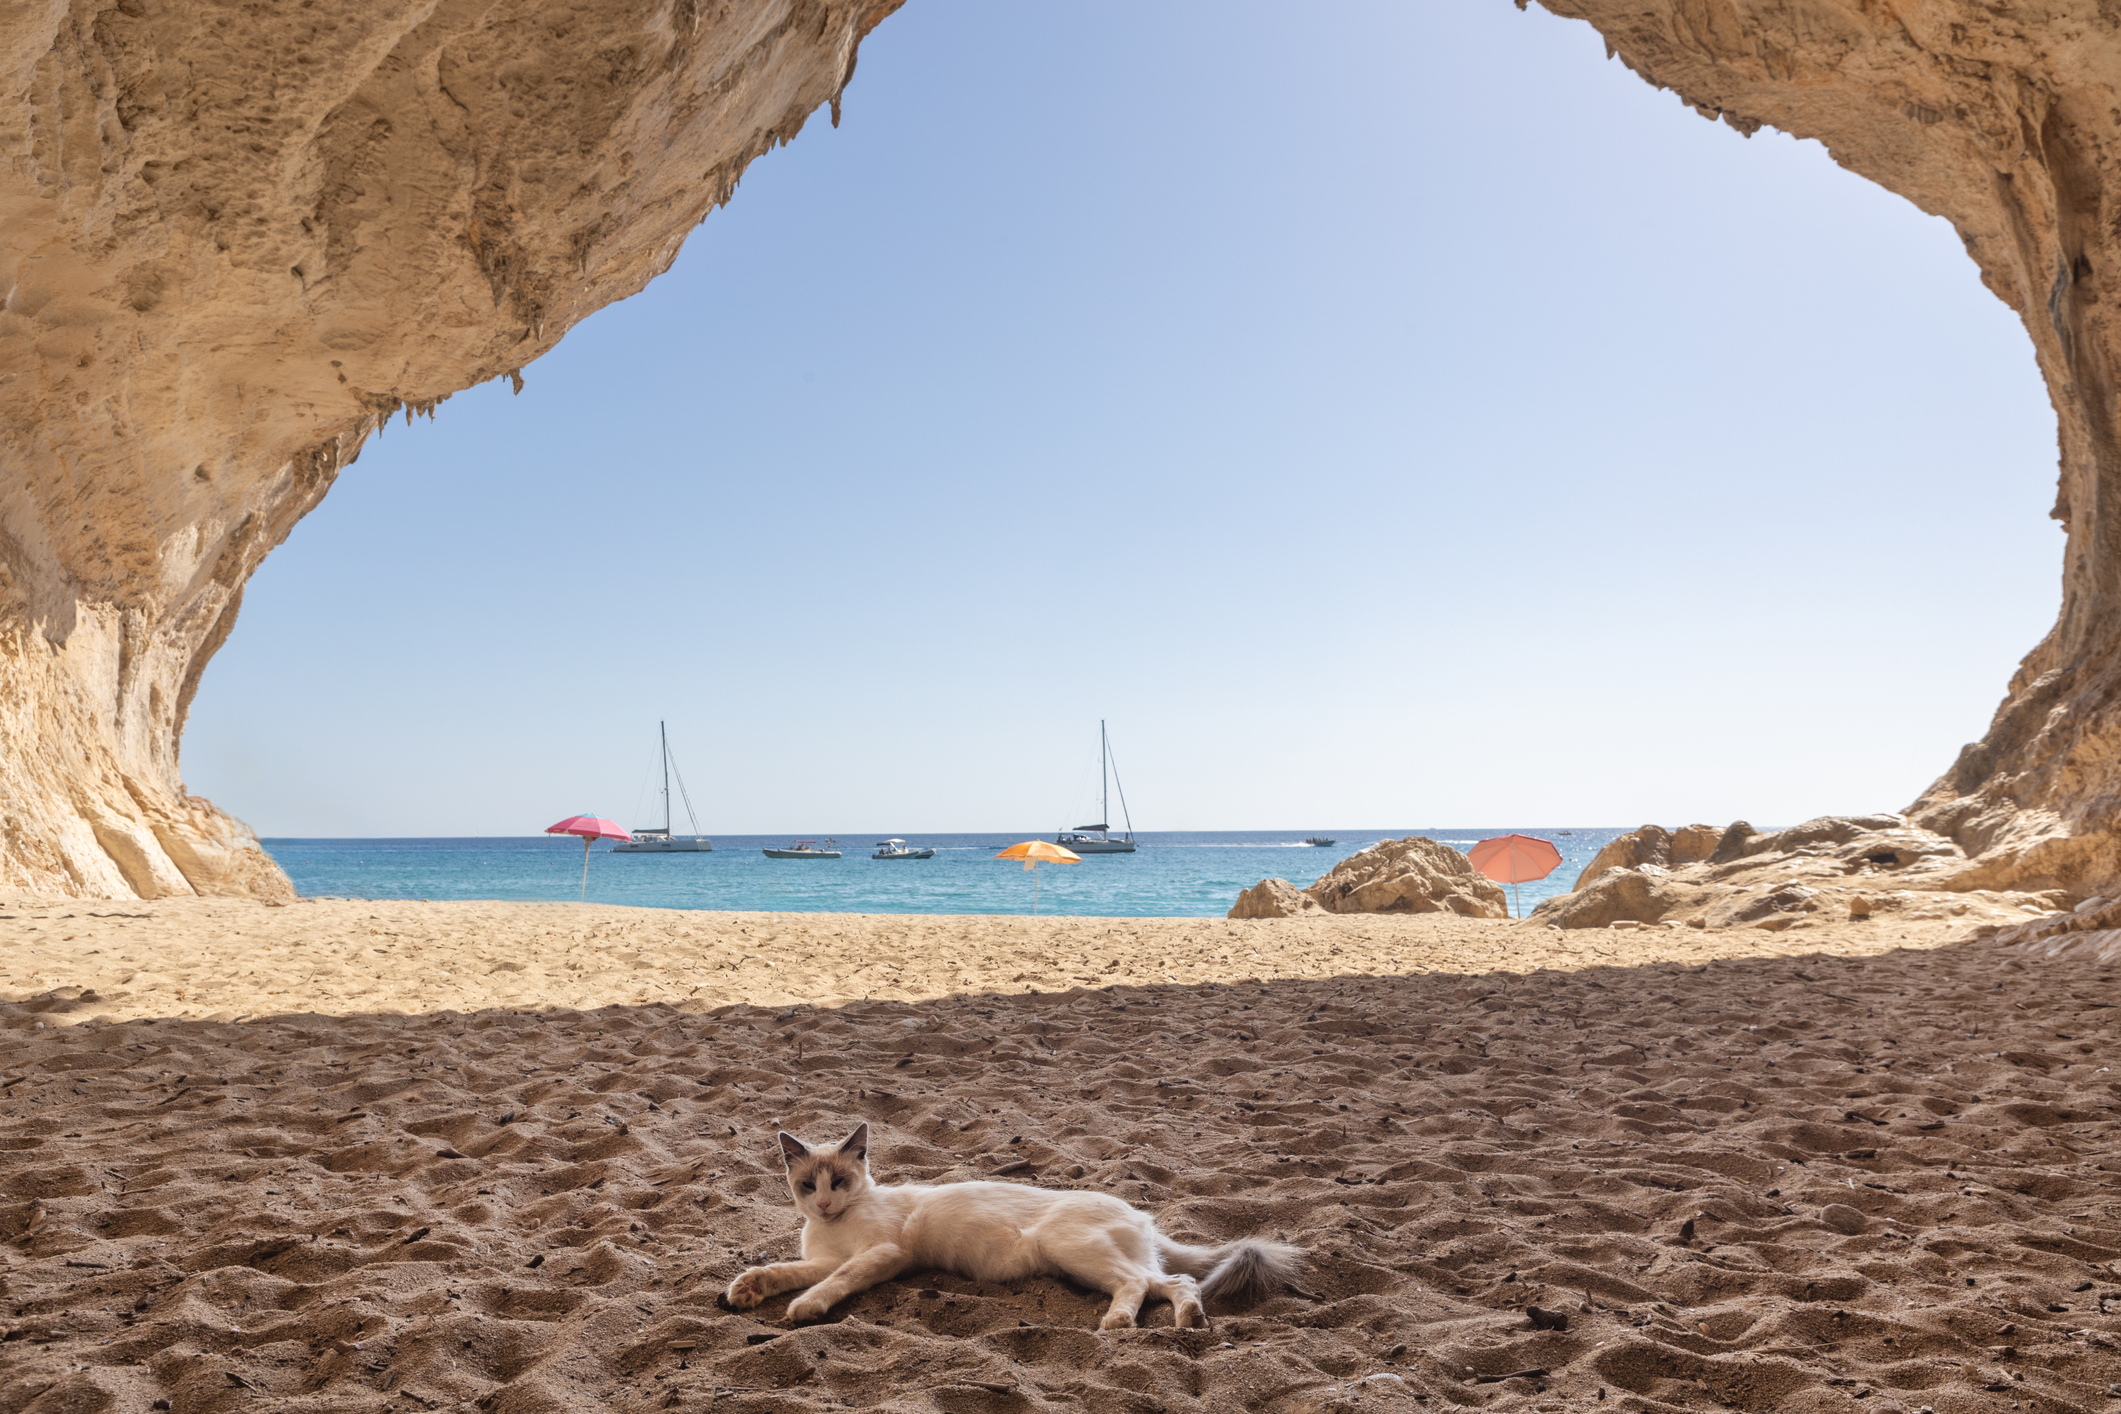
[777,1132,809,1167]
[838,1122,869,1164]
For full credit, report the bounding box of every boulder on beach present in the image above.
[1528,867,1684,929]
[1228,878,1325,919]
[1575,823,1728,889]
[1293,837,1508,919]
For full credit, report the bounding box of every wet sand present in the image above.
[2,903,2117,1413]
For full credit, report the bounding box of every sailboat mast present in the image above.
[1100,720,1108,833]
[660,721,671,834]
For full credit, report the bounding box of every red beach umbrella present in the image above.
[546,815,630,900]
[1468,833,1564,920]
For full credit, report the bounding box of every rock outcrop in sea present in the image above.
[12,0,2121,898]
[1231,837,1508,920]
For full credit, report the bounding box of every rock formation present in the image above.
[1232,837,1509,920]
[0,0,900,896]
[1531,867,1691,930]
[1528,815,2068,930]
[1228,877,1325,920]
[1572,822,1727,889]
[1542,0,2121,896]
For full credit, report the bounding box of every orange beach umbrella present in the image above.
[1468,833,1564,920]
[994,840,1081,914]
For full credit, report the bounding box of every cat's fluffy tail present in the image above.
[1157,1234,1304,1303]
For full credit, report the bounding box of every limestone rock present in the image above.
[1669,823,1723,865]
[1227,878,1324,920]
[1706,822,1762,865]
[1725,817,1967,879]
[1528,868,1684,929]
[1576,823,1725,889]
[0,0,904,896]
[1300,838,1508,919]
[1540,816,2074,928]
[1705,884,1820,930]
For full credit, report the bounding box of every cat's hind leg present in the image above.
[1148,1272,1207,1329]
[725,1259,837,1310]
[787,1242,912,1323]
[1097,1269,1152,1331]
[1040,1217,1158,1331]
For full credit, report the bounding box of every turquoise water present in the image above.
[262,830,1626,918]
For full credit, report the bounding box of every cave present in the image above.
[1,0,2115,898]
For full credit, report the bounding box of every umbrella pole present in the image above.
[1033,864,1040,916]
[1510,840,1522,920]
[580,836,591,901]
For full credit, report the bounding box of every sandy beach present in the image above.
[0,897,2036,1023]
[4,903,2118,1413]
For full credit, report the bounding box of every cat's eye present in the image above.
[828,1177,840,1190]
[799,1181,814,1192]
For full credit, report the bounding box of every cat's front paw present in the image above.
[724,1268,770,1310]
[787,1290,835,1323]
[1097,1309,1137,1331]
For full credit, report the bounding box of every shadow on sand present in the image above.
[2,939,2116,1412]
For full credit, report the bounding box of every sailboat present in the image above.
[1058,720,1137,855]
[611,722,713,853]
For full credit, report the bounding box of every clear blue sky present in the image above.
[183,0,2061,838]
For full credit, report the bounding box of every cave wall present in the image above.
[0,0,900,897]
[1552,0,2121,893]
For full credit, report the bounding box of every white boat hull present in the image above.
[611,837,713,853]
[764,849,841,859]
[873,848,936,860]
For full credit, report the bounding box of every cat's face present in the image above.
[777,1123,871,1221]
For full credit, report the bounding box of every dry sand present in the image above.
[0,898,2015,1022]
[2,901,2118,1413]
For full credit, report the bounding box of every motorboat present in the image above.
[611,722,713,853]
[1057,720,1138,855]
[1303,837,1336,847]
[764,839,842,859]
[872,839,935,860]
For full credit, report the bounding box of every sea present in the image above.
[260,829,1630,919]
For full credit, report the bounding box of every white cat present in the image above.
[722,1123,1302,1329]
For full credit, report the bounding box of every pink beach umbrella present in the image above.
[546,815,630,900]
